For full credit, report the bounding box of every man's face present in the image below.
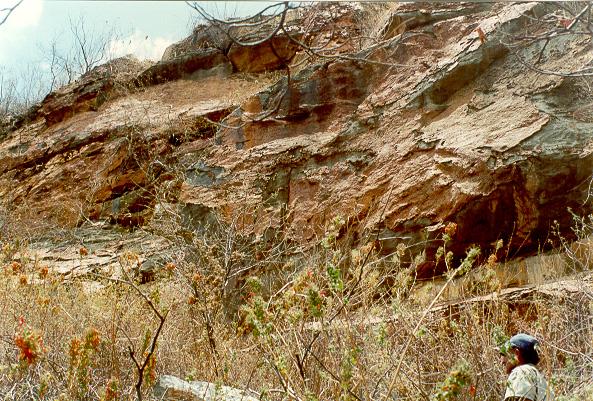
[500,348,519,374]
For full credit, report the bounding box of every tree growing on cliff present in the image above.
[41,16,119,91]
[0,0,25,121]
[0,14,118,121]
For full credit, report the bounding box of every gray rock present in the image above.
[153,375,259,401]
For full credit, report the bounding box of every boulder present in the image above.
[153,375,259,401]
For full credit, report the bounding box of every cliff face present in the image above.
[2,2,593,278]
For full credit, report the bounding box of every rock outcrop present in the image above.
[154,375,259,401]
[12,224,173,282]
[178,2,593,273]
[2,2,593,280]
[38,56,151,127]
[137,49,232,86]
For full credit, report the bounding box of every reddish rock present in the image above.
[2,2,593,281]
[227,35,300,73]
[179,2,593,267]
[39,56,149,127]
[137,49,232,86]
[162,23,234,61]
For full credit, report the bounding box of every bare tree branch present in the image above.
[188,1,292,47]
[502,2,593,77]
[92,270,168,401]
[0,0,23,27]
[187,1,288,27]
[184,2,423,129]
[39,15,118,89]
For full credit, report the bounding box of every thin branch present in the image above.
[502,2,593,77]
[187,1,291,47]
[310,351,364,401]
[279,18,422,68]
[534,37,550,65]
[513,50,593,77]
[91,271,168,401]
[383,261,486,399]
[567,3,591,31]
[186,1,289,27]
[0,0,23,27]
[128,346,142,371]
[301,183,396,367]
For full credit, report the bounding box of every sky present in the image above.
[0,0,277,70]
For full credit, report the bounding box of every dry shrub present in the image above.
[0,207,592,400]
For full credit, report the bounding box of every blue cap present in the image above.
[509,333,538,352]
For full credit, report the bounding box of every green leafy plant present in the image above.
[67,327,101,400]
[431,359,472,401]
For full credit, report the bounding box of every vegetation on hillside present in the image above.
[1,205,593,400]
[2,2,593,400]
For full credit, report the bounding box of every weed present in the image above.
[0,203,592,400]
[14,317,45,366]
[431,359,472,401]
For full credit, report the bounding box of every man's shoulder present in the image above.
[505,364,541,400]
[514,364,539,372]
[512,364,540,378]
[507,364,552,401]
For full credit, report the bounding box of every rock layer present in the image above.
[2,2,593,278]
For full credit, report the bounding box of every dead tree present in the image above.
[41,16,118,90]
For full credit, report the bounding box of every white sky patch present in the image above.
[0,0,43,64]
[108,30,174,61]
[1,0,43,29]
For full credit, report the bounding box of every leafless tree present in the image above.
[0,64,46,126]
[0,70,17,118]
[0,0,22,27]
[68,16,116,76]
[41,15,118,91]
[1,13,118,125]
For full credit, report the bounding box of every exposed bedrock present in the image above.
[36,57,151,127]
[216,58,378,150]
[2,2,593,281]
[136,49,233,86]
[178,2,593,269]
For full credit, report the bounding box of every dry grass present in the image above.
[0,208,593,401]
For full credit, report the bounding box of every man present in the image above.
[501,333,554,401]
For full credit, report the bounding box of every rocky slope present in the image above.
[2,2,592,282]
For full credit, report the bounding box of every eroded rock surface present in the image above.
[13,225,173,282]
[38,56,151,127]
[2,2,593,280]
